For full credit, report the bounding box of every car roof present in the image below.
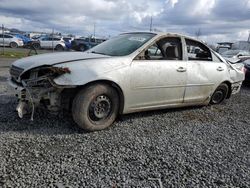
[120,31,203,43]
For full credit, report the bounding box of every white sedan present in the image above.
[9,32,245,131]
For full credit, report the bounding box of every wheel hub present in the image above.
[212,90,224,103]
[89,95,111,121]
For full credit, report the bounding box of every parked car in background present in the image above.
[216,42,233,54]
[12,33,33,46]
[8,32,245,131]
[0,34,24,48]
[221,50,250,60]
[37,36,66,51]
[63,37,74,50]
[71,37,106,51]
[243,59,250,82]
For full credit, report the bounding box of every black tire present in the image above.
[55,45,64,51]
[32,42,40,49]
[10,42,18,48]
[210,83,229,104]
[72,83,119,131]
[79,44,86,52]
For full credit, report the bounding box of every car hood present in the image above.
[12,52,110,70]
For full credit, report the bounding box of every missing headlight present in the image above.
[21,66,71,87]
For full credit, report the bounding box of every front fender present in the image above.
[53,68,100,86]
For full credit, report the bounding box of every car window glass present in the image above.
[140,37,182,60]
[90,33,156,56]
[186,39,212,61]
[144,44,164,60]
[53,38,60,41]
[4,35,12,38]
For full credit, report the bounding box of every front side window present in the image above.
[4,35,13,38]
[186,39,212,61]
[138,37,183,60]
[89,33,156,56]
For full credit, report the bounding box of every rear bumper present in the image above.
[231,81,242,94]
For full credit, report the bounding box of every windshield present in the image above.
[88,33,156,56]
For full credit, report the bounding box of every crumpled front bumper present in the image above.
[8,78,62,119]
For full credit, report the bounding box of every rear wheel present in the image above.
[10,42,18,48]
[72,83,119,131]
[210,83,229,104]
[55,44,64,51]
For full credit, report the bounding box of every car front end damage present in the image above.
[9,65,73,120]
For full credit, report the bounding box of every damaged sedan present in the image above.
[9,32,245,131]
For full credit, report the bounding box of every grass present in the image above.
[0,50,31,58]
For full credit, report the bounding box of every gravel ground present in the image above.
[0,59,250,187]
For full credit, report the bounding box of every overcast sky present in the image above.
[0,0,249,44]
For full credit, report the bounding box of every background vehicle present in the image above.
[11,33,33,46]
[9,32,245,131]
[221,50,250,59]
[38,36,66,51]
[0,34,24,48]
[216,42,233,54]
[243,59,250,82]
[71,37,106,51]
[63,37,74,50]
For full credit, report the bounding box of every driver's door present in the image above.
[128,36,187,110]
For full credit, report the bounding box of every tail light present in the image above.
[241,66,247,74]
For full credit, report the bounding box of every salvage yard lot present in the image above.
[0,58,250,187]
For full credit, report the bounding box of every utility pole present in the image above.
[2,24,5,55]
[52,28,54,53]
[93,22,96,42]
[248,31,250,42]
[149,16,153,32]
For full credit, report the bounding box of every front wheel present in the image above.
[210,83,229,104]
[72,83,119,131]
[79,45,86,51]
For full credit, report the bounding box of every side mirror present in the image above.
[237,54,243,57]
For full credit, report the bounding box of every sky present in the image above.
[0,0,249,44]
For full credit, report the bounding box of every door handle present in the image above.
[217,67,224,71]
[177,67,186,72]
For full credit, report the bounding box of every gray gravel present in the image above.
[0,60,250,187]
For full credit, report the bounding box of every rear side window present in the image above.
[53,38,61,41]
[185,39,212,61]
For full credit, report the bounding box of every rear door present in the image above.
[184,38,229,103]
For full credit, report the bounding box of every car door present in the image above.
[4,34,12,46]
[40,37,48,48]
[129,36,187,110]
[47,37,54,49]
[184,38,229,103]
